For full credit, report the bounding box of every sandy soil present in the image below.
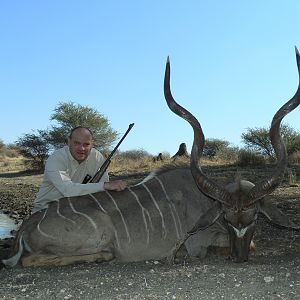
[0,166,299,299]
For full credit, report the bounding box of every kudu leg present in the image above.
[166,233,191,265]
[21,251,114,267]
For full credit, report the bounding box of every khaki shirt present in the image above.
[32,146,109,213]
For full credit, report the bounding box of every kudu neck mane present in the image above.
[136,162,190,185]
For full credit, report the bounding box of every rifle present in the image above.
[82,123,134,184]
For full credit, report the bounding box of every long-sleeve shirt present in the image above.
[32,146,109,213]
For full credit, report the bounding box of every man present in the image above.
[32,126,127,213]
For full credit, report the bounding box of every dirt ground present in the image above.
[0,165,299,299]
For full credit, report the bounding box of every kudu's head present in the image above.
[164,48,300,262]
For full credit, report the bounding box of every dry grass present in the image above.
[0,154,238,176]
[0,156,28,173]
[0,155,165,175]
[109,155,235,176]
[287,168,299,187]
[289,150,300,164]
[109,155,164,176]
[2,154,297,188]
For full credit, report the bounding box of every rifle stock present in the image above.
[90,160,111,183]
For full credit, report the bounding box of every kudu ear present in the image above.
[188,201,223,234]
[259,197,300,230]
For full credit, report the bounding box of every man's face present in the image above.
[68,128,93,163]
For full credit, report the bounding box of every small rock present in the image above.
[264,276,274,283]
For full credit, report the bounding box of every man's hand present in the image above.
[104,180,127,191]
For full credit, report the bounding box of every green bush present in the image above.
[117,149,152,160]
[241,124,300,160]
[4,148,19,158]
[236,149,266,166]
[215,146,239,162]
[203,138,230,159]
[0,141,20,158]
[289,150,300,164]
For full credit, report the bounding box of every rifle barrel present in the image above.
[82,123,134,184]
[109,123,134,158]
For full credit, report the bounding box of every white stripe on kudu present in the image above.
[88,193,107,213]
[154,176,183,238]
[128,187,152,244]
[68,198,98,230]
[142,183,167,239]
[54,200,76,224]
[37,208,55,239]
[105,191,131,244]
[89,194,121,250]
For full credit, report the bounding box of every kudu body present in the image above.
[164,48,300,262]
[3,167,229,267]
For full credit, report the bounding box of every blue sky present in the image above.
[1,1,300,155]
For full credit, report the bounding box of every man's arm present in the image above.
[104,180,127,191]
[43,150,107,197]
[46,169,106,197]
[46,156,125,198]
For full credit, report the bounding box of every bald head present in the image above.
[69,126,93,139]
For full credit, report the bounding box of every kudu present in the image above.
[3,166,231,267]
[164,48,300,262]
[2,50,299,268]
